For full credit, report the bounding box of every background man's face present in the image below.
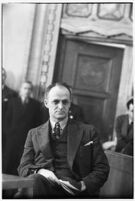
[20,82,32,98]
[45,85,71,122]
[2,69,6,85]
[128,103,134,121]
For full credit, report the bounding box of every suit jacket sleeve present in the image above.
[115,115,127,151]
[4,98,14,137]
[18,129,36,176]
[82,126,110,195]
[116,116,123,139]
[18,127,53,177]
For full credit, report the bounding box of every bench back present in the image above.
[100,150,133,198]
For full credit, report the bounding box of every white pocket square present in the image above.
[84,141,93,146]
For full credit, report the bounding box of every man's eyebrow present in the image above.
[52,99,70,102]
[52,99,59,101]
[62,98,69,101]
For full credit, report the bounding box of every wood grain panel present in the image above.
[75,54,112,93]
[76,95,104,130]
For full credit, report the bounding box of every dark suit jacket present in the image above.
[3,96,44,175]
[2,86,17,144]
[115,114,133,155]
[18,120,109,195]
[2,85,17,170]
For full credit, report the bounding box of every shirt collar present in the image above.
[129,117,133,125]
[50,117,68,130]
[19,95,29,103]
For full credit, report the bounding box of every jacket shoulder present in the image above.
[71,120,97,136]
[28,122,48,134]
[74,120,95,129]
[29,98,41,105]
[117,114,128,121]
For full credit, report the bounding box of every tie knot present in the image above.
[55,122,60,129]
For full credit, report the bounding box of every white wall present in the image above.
[3,4,36,91]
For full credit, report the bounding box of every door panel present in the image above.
[54,36,123,140]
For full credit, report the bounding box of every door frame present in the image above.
[54,34,133,139]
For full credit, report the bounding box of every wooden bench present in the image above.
[2,152,133,199]
[2,174,34,189]
[100,150,133,198]
[2,174,34,198]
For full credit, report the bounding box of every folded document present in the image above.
[38,169,80,195]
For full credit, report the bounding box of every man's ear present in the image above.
[44,99,48,108]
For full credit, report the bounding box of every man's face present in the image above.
[45,85,71,122]
[128,103,134,121]
[2,69,6,85]
[20,82,32,99]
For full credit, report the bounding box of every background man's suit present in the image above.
[3,96,43,175]
[18,119,109,196]
[2,85,17,172]
[115,114,133,155]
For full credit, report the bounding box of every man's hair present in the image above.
[2,67,7,78]
[21,80,33,90]
[126,98,133,109]
[45,82,72,99]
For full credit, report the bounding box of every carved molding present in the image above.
[61,18,132,36]
[38,4,62,100]
[98,4,125,20]
[61,3,132,40]
[64,4,92,17]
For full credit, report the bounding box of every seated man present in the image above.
[115,98,133,156]
[17,82,110,198]
[102,98,133,156]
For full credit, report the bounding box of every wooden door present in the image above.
[54,35,123,140]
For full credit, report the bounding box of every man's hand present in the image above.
[37,169,60,184]
[80,181,86,191]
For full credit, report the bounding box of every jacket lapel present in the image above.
[37,120,83,168]
[37,121,53,157]
[67,121,83,169]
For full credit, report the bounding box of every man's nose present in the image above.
[58,102,64,109]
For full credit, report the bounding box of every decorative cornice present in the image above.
[61,18,132,38]
[61,3,132,40]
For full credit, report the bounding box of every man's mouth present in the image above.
[56,111,65,114]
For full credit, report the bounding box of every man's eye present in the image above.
[62,100,69,105]
[53,100,59,104]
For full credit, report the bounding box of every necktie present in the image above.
[21,97,28,104]
[53,122,61,140]
[128,122,133,134]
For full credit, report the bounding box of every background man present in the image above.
[2,67,17,102]
[115,98,133,156]
[2,67,17,171]
[3,81,43,175]
[102,98,133,156]
[17,82,109,198]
